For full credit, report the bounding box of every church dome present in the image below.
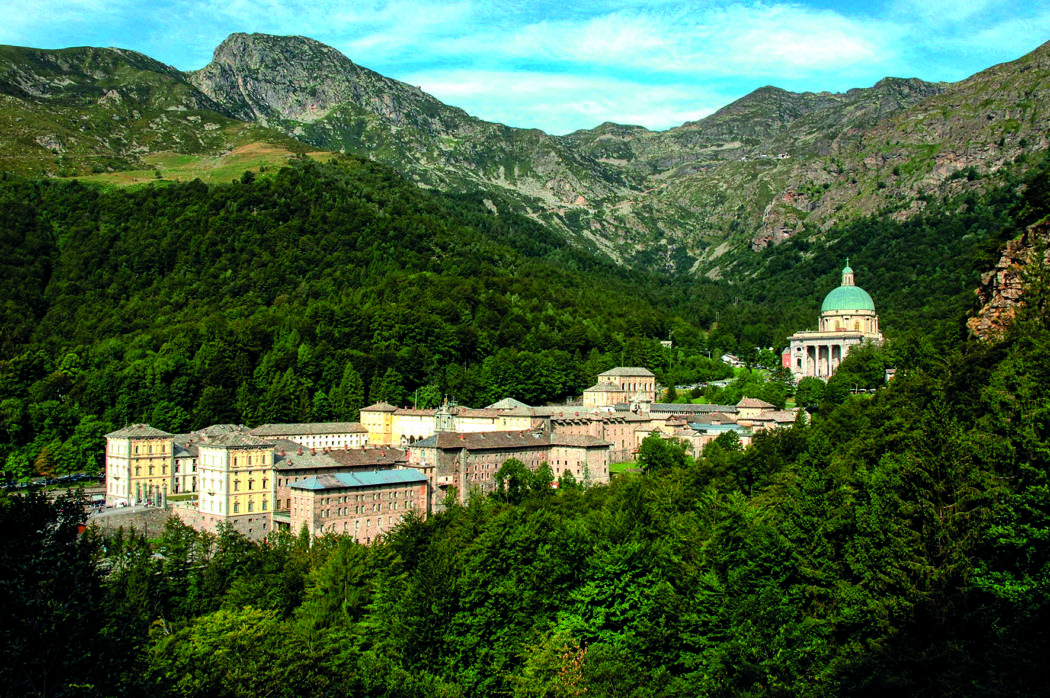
[822,285,875,312]
[821,261,875,312]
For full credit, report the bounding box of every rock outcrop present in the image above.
[968,218,1050,340]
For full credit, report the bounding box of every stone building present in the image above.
[582,367,658,408]
[289,469,428,543]
[409,428,610,508]
[272,445,407,515]
[784,262,883,380]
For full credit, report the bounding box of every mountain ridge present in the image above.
[0,33,1047,272]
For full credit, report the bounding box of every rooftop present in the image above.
[599,367,655,378]
[291,468,428,491]
[361,402,398,413]
[106,424,173,439]
[737,397,775,410]
[649,403,737,414]
[486,397,531,410]
[584,381,623,392]
[250,422,367,436]
[198,432,275,449]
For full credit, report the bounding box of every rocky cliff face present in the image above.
[189,33,460,127]
[968,218,1050,341]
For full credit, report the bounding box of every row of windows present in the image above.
[133,443,168,455]
[232,478,268,491]
[318,489,409,506]
[232,500,269,513]
[134,465,168,476]
[232,454,269,467]
[321,500,414,517]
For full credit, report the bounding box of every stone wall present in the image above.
[89,506,172,537]
[172,504,272,541]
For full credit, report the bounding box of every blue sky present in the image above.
[3,0,1048,134]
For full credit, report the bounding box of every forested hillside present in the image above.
[3,155,1049,480]
[0,156,731,478]
[7,257,1050,695]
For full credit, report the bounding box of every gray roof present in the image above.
[250,422,367,436]
[106,424,172,439]
[737,397,775,409]
[273,442,406,471]
[550,434,612,448]
[599,367,655,377]
[198,432,275,448]
[690,422,752,435]
[172,436,198,458]
[360,402,397,413]
[291,468,428,491]
[192,424,247,438]
[486,397,531,409]
[649,403,737,414]
[584,381,623,393]
[750,410,800,423]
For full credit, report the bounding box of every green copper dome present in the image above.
[822,284,875,312]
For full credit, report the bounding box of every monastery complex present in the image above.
[104,367,797,543]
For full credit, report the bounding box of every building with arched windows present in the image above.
[784,262,883,380]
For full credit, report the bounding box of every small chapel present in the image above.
[783,261,883,380]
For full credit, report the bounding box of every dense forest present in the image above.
[6,257,1050,696]
[0,154,1045,481]
[3,132,1050,696]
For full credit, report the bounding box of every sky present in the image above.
[2,0,1048,135]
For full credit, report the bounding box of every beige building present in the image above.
[105,424,175,507]
[248,422,369,450]
[785,262,883,380]
[359,402,533,446]
[189,431,276,539]
[582,367,658,408]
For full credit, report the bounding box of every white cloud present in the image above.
[0,0,131,45]
[427,2,891,78]
[402,69,721,133]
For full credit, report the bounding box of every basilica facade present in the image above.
[783,262,883,380]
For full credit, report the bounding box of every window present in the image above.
[262,499,267,511]
[234,481,240,492]
[234,502,240,513]
[248,500,254,512]
[135,466,140,476]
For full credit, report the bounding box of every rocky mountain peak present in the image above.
[209,32,351,72]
